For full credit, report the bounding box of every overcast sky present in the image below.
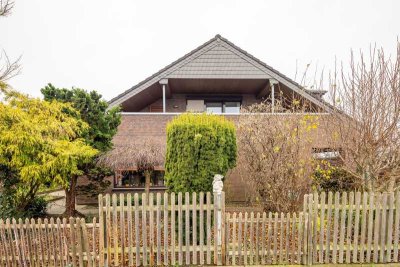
[2,0,399,101]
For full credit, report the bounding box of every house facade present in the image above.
[78,35,337,204]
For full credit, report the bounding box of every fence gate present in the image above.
[98,192,225,266]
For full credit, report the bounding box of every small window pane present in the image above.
[206,102,222,114]
[224,102,240,113]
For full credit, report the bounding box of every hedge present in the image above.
[165,113,237,193]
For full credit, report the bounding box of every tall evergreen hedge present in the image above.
[165,113,237,193]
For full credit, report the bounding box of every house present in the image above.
[78,35,337,204]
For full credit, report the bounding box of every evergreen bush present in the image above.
[165,113,237,193]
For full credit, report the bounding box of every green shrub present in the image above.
[165,113,237,193]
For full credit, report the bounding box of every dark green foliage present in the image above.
[41,83,121,151]
[0,164,47,218]
[165,113,237,193]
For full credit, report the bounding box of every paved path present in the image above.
[45,190,98,216]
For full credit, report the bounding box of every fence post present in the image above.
[213,174,224,265]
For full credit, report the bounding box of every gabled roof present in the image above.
[109,34,331,112]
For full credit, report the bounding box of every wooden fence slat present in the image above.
[105,194,111,266]
[273,212,278,264]
[319,192,325,263]
[227,213,232,265]
[164,192,169,265]
[98,195,105,267]
[325,192,333,263]
[373,193,382,263]
[15,219,22,266]
[261,212,266,265]
[206,192,211,265]
[81,219,92,267]
[26,218,32,266]
[256,212,260,265]
[134,193,140,267]
[199,192,204,265]
[249,212,254,265]
[69,218,77,267]
[149,193,154,266]
[192,192,197,265]
[308,195,314,266]
[44,218,50,265]
[285,213,290,263]
[49,218,57,267]
[127,193,133,267]
[279,212,284,264]
[312,193,318,264]
[386,192,394,263]
[62,218,69,266]
[0,220,6,266]
[360,192,368,263]
[230,212,236,265]
[56,218,64,267]
[171,192,176,266]
[243,212,248,265]
[338,192,347,263]
[366,192,374,262]
[353,192,361,263]
[185,192,190,265]
[393,191,400,261]
[119,193,126,266]
[112,194,119,266]
[178,192,183,265]
[221,192,226,265]
[290,213,296,264]
[238,212,243,265]
[296,212,302,264]
[141,193,148,266]
[303,212,309,265]
[157,193,162,266]
[76,218,84,267]
[345,192,354,263]
[380,192,388,263]
[267,212,272,265]
[92,217,98,267]
[332,192,340,264]
[213,194,218,265]
[18,218,27,266]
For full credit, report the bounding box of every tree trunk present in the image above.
[64,175,79,217]
[145,171,151,196]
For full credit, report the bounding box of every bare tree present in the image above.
[324,42,400,191]
[0,0,20,88]
[0,52,21,83]
[0,0,14,17]
[237,99,319,212]
[98,139,165,195]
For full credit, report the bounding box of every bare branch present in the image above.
[0,0,14,17]
[0,51,21,83]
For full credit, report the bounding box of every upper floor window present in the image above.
[205,101,240,114]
